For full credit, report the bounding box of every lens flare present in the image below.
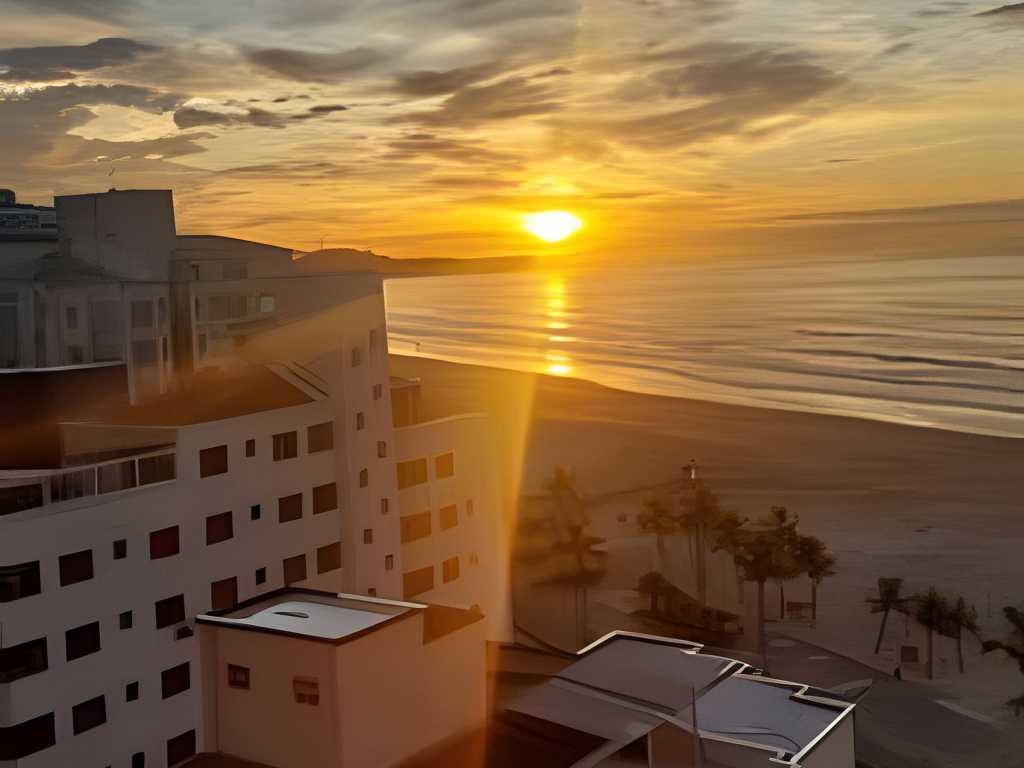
[524,211,583,243]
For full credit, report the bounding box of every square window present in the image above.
[228,664,250,689]
[72,694,106,734]
[443,556,460,584]
[359,468,368,488]
[59,549,93,586]
[396,458,428,489]
[126,681,139,702]
[317,542,341,574]
[149,526,180,559]
[363,528,373,545]
[245,439,255,457]
[199,445,228,478]
[210,577,238,611]
[132,753,145,768]
[283,554,307,586]
[161,662,190,699]
[65,621,101,661]
[259,295,275,313]
[113,539,127,560]
[294,677,319,705]
[119,610,133,630]
[251,504,261,520]
[272,431,298,461]
[400,511,431,544]
[154,594,185,629]
[385,554,394,571]
[307,422,333,453]
[355,411,365,430]
[440,504,458,531]
[166,729,196,767]
[435,452,455,479]
[278,493,303,523]
[377,441,387,458]
[255,567,266,585]
[312,483,337,515]
[206,511,234,545]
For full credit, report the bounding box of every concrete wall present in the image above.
[799,713,855,768]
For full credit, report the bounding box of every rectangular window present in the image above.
[351,347,362,367]
[359,468,368,488]
[312,483,337,515]
[149,526,180,559]
[294,677,319,705]
[158,296,167,327]
[58,549,93,586]
[90,299,122,361]
[155,594,186,629]
[228,664,250,689]
[65,621,101,661]
[131,300,154,329]
[0,637,47,683]
[442,556,461,583]
[250,504,261,520]
[137,453,174,485]
[307,422,333,453]
[466,499,474,517]
[368,329,377,352]
[435,452,455,479]
[120,610,133,630]
[402,566,434,599]
[223,262,247,280]
[199,445,228,477]
[373,382,383,400]
[0,561,41,602]
[380,497,390,515]
[355,411,365,430]
[439,504,458,531]
[278,493,303,523]
[72,695,106,735]
[245,438,255,457]
[385,554,394,571]
[400,511,432,544]
[0,483,43,515]
[363,528,373,544]
[65,305,78,330]
[206,511,234,545]
[255,567,266,585]
[113,539,127,559]
[207,294,248,321]
[210,577,238,611]
[259,295,275,313]
[317,542,341,574]
[0,712,56,760]
[377,440,387,458]
[396,458,428,489]
[161,662,190,699]
[132,752,145,768]
[167,730,196,767]
[126,681,139,702]
[97,459,136,493]
[272,431,297,461]
[283,554,307,586]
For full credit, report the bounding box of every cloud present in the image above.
[394,61,501,97]
[0,38,159,81]
[385,133,519,166]
[778,198,1024,224]
[244,46,385,83]
[173,103,348,129]
[975,2,1024,17]
[0,0,133,20]
[398,75,562,126]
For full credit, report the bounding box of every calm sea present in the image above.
[383,253,1024,438]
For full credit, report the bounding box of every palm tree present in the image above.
[867,577,906,655]
[636,496,681,571]
[911,587,951,680]
[677,474,729,616]
[797,535,836,628]
[946,596,979,674]
[637,570,671,615]
[766,506,803,620]
[982,605,1024,716]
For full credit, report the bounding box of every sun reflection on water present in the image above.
[543,276,573,376]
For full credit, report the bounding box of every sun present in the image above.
[523,211,583,243]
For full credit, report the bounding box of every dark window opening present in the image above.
[307,422,334,453]
[211,577,238,611]
[312,483,337,514]
[278,493,303,523]
[120,610,133,630]
[0,483,43,516]
[250,503,261,520]
[1,560,41,602]
[155,594,186,629]
[65,621,101,661]
[149,526,180,559]
[206,511,234,545]
[72,695,106,734]
[283,554,306,586]
[272,431,298,461]
[0,636,47,683]
[317,542,342,574]
[58,549,94,586]
[228,664,250,689]
[245,438,256,457]
[167,730,196,766]
[161,662,190,699]
[255,567,266,585]
[126,681,139,702]
[113,539,127,559]
[0,712,56,759]
[199,445,228,477]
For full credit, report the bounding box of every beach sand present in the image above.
[391,354,1024,715]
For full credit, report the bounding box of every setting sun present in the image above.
[523,211,583,243]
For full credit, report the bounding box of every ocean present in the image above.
[383,253,1024,438]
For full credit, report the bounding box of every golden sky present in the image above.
[1,0,1022,258]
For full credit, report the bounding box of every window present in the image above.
[0,637,47,683]
[0,561,41,602]
[307,422,333,453]
[363,528,373,545]
[131,300,154,329]
[355,411,365,430]
[385,554,394,571]
[67,345,84,364]
[368,329,377,352]
[312,483,337,515]
[435,452,455,479]
[65,622,101,661]
[206,511,233,545]
[367,588,377,597]
[400,511,432,544]
[373,382,383,400]
[442,556,460,583]
[126,681,139,702]
[255,567,266,585]
[469,552,479,566]
[199,445,228,477]
[317,542,341,574]
[149,526,180,559]
[158,296,167,326]
[191,263,200,281]
[278,493,303,523]
[245,438,256,457]
[223,262,247,280]
[0,483,43,515]
[359,468,368,488]
[72,695,106,734]
[403,566,434,599]
[120,610,133,630]
[283,554,306,586]
[113,539,127,559]
[380,497,390,515]
[377,440,387,458]
[132,339,158,365]
[396,458,428,489]
[250,504,261,521]
[167,730,196,766]
[294,677,319,705]
[155,594,185,629]
[211,577,238,611]
[272,431,298,461]
[65,305,78,330]
[207,295,248,321]
[351,346,362,367]
[132,752,145,768]
[228,664,250,689]
[97,459,136,493]
[0,712,56,760]
[440,504,458,531]
[161,662,190,699]
[467,499,474,517]
[58,549,93,586]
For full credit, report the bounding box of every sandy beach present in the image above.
[392,353,1024,720]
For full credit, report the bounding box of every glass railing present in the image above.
[48,448,177,505]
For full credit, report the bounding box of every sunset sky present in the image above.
[2,0,1022,258]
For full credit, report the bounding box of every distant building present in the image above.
[0,189,56,242]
